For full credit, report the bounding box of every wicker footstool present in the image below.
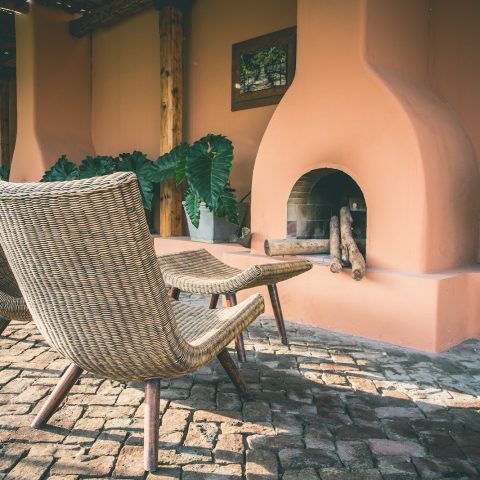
[158,249,312,361]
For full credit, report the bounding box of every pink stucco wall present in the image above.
[11,3,93,181]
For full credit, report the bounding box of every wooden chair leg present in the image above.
[267,284,288,345]
[0,316,10,336]
[144,379,160,472]
[169,287,180,300]
[31,363,83,428]
[217,349,247,394]
[209,294,220,309]
[225,293,247,363]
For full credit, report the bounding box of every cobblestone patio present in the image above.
[1,294,480,479]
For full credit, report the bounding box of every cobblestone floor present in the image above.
[1,294,480,479]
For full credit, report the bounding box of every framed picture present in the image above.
[231,26,296,111]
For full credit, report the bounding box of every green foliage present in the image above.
[78,155,117,179]
[184,188,201,228]
[39,134,240,229]
[41,152,155,213]
[186,135,234,209]
[41,155,79,182]
[215,185,240,226]
[0,165,10,181]
[150,134,240,227]
[149,142,189,185]
[117,151,155,213]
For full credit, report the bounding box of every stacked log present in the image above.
[329,216,343,273]
[339,207,366,281]
[264,206,366,280]
[264,239,329,256]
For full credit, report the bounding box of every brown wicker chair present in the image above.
[0,245,31,335]
[0,172,264,472]
[158,249,312,361]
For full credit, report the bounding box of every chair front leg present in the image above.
[0,316,10,336]
[144,379,161,472]
[225,293,247,363]
[169,287,180,300]
[267,284,288,345]
[32,363,83,428]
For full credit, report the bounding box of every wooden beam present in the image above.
[0,0,28,14]
[157,4,183,237]
[69,0,155,37]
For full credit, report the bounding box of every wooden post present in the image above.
[157,3,184,236]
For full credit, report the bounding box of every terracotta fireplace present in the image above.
[226,0,480,352]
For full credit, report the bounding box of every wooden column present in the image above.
[157,3,184,236]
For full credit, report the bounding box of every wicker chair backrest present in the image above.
[0,243,22,298]
[0,172,192,381]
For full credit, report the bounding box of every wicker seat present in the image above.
[0,172,264,472]
[158,248,312,360]
[0,245,31,335]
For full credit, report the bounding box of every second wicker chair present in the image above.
[158,249,312,361]
[0,172,265,472]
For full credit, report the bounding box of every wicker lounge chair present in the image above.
[0,172,265,472]
[158,249,312,361]
[0,245,31,335]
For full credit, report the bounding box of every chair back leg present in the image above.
[144,379,161,472]
[32,363,83,428]
[217,349,247,393]
[267,284,288,345]
[169,287,180,300]
[209,294,220,309]
[0,316,10,336]
[225,293,247,362]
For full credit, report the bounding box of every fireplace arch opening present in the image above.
[287,168,366,253]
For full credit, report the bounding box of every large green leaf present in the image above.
[184,188,201,228]
[214,185,239,225]
[149,143,190,184]
[41,155,79,182]
[174,143,190,185]
[78,155,118,179]
[186,134,233,207]
[117,151,155,212]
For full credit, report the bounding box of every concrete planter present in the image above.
[184,202,248,243]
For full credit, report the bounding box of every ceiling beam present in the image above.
[0,0,29,14]
[69,0,155,37]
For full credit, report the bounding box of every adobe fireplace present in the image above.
[228,0,480,352]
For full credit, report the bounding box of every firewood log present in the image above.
[264,239,330,256]
[339,206,366,281]
[329,216,343,273]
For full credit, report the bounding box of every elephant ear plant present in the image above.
[149,134,240,228]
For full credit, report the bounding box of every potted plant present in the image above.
[149,134,247,243]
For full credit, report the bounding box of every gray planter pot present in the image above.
[184,202,248,243]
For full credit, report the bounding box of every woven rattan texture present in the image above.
[0,173,264,381]
[0,245,31,322]
[158,249,312,294]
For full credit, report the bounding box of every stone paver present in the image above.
[1,292,480,478]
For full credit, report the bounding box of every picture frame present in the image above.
[231,26,297,111]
